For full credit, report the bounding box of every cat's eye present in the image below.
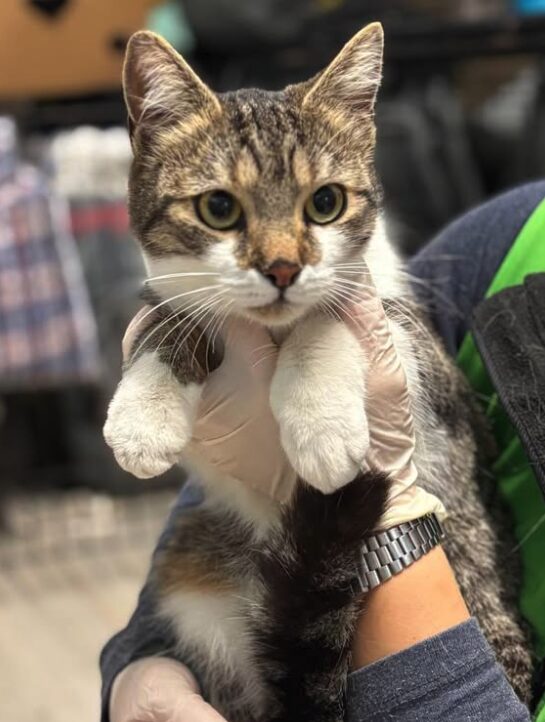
[196,190,243,230]
[304,184,345,225]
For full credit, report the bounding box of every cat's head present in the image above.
[123,23,384,327]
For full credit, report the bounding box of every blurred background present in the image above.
[1,1,545,720]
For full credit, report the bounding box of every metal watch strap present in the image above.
[357,514,445,592]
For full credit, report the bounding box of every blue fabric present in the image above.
[100,184,545,721]
[346,620,530,722]
[409,180,545,356]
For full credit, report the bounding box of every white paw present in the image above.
[274,398,369,494]
[103,354,202,479]
[270,315,369,494]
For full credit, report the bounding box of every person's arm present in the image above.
[346,547,531,722]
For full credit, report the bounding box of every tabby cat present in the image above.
[104,23,533,722]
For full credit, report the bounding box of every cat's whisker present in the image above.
[333,277,375,291]
[167,292,226,356]
[205,300,234,371]
[192,298,232,371]
[511,511,545,552]
[251,343,278,355]
[130,306,182,362]
[249,341,279,368]
[149,293,221,364]
[327,293,356,324]
[251,351,278,369]
[329,283,360,305]
[204,305,227,369]
[190,306,221,371]
[318,297,343,323]
[131,284,220,332]
[382,298,435,341]
[169,293,226,368]
[145,271,221,283]
[131,288,221,361]
[332,262,368,268]
[206,312,224,363]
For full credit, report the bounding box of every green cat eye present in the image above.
[197,190,243,230]
[304,184,345,225]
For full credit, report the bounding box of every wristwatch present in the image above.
[357,514,445,592]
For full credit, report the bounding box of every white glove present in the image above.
[110,657,227,722]
[342,269,446,526]
[122,265,445,524]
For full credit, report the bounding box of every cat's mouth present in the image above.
[242,296,308,326]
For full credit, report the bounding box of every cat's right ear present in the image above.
[302,23,384,119]
[123,31,220,138]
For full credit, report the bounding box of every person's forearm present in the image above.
[347,546,531,722]
[351,546,469,668]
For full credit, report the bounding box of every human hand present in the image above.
[110,657,228,722]
[122,311,296,502]
[342,265,446,527]
[122,265,445,522]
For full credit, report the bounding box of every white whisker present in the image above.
[169,293,225,367]
[132,284,219,332]
[145,271,220,283]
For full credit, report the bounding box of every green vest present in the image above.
[457,198,545,718]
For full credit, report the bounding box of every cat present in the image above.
[104,23,534,722]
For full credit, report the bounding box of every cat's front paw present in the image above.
[103,355,201,478]
[271,390,369,494]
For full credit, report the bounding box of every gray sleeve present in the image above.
[99,482,205,722]
[345,619,531,722]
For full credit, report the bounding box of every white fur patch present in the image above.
[103,352,201,478]
[270,315,369,492]
[145,241,278,317]
[159,587,267,715]
[364,216,405,298]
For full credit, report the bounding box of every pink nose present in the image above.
[263,261,302,288]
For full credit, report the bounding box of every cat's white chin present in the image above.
[237,300,311,328]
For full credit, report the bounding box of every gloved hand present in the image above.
[123,310,297,502]
[110,657,226,722]
[121,267,444,523]
[342,269,446,526]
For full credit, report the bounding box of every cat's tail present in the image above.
[256,470,390,722]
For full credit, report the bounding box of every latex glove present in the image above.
[110,657,227,722]
[343,268,446,526]
[123,311,297,503]
[122,270,445,523]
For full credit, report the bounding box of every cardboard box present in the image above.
[0,0,158,99]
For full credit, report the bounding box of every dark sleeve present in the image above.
[345,619,531,722]
[99,481,205,722]
[409,181,545,357]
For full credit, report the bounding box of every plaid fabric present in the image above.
[0,118,99,390]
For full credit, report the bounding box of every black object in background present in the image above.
[28,0,69,19]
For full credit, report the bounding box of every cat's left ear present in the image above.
[123,31,220,137]
[303,22,383,117]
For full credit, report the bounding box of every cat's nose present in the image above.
[262,260,302,288]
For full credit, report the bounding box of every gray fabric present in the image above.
[100,184,545,721]
[409,180,545,357]
[346,619,531,722]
